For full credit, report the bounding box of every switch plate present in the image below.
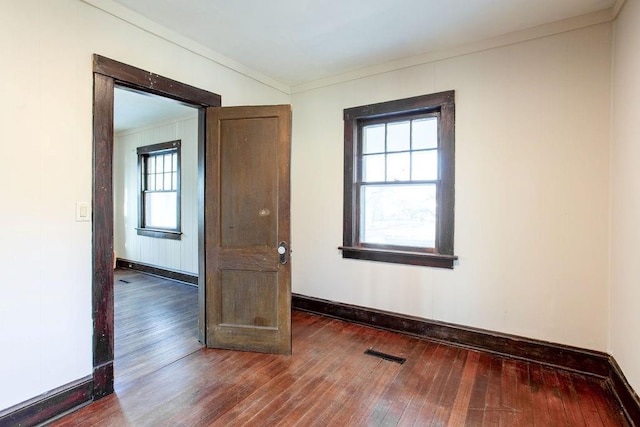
[76,202,91,222]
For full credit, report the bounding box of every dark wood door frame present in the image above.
[92,54,221,399]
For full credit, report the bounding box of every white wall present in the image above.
[611,0,640,395]
[0,0,288,411]
[114,114,199,274]
[291,23,612,352]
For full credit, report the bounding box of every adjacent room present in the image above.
[112,87,202,388]
[1,0,639,425]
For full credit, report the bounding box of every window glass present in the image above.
[386,152,411,181]
[411,150,438,181]
[145,192,177,229]
[412,117,438,150]
[363,124,385,154]
[387,121,410,152]
[363,154,385,182]
[361,184,436,248]
[156,155,163,175]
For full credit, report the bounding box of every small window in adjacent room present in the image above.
[137,140,181,240]
[340,91,458,268]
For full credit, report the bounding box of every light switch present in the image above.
[76,202,91,222]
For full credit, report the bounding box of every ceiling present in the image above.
[110,0,618,88]
[109,0,620,131]
[114,87,197,133]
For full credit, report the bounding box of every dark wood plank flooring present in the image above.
[54,272,628,426]
[113,269,202,390]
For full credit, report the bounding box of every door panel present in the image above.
[205,105,291,355]
[220,270,278,327]
[220,117,278,247]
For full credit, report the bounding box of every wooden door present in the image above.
[205,105,292,354]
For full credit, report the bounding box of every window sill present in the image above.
[136,228,182,240]
[339,246,458,269]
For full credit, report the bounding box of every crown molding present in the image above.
[291,8,617,94]
[81,0,291,95]
[80,0,622,98]
[612,0,627,19]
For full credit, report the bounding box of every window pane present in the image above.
[412,150,438,181]
[147,175,154,191]
[156,155,164,174]
[387,152,410,181]
[172,172,177,190]
[363,154,385,182]
[164,154,172,172]
[147,156,155,173]
[412,117,438,150]
[156,173,163,190]
[172,152,177,171]
[361,184,436,248]
[145,191,177,229]
[387,121,410,152]
[363,124,385,154]
[164,172,172,190]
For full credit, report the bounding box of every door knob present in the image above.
[278,242,289,265]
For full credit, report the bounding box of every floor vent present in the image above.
[364,348,406,364]
[118,279,131,283]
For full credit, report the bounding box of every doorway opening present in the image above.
[92,55,221,399]
[112,87,202,388]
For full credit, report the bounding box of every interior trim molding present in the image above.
[613,0,628,19]
[292,294,610,376]
[116,258,198,286]
[92,362,114,400]
[94,55,220,107]
[81,0,290,95]
[81,0,617,96]
[609,356,640,426]
[291,293,639,426]
[0,377,93,426]
[290,9,616,94]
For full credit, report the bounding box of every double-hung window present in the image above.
[137,140,181,240]
[341,91,457,268]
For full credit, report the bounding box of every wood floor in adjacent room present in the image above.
[111,269,203,389]
[53,270,628,426]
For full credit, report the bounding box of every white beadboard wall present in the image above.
[114,113,199,275]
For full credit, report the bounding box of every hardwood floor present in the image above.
[113,269,202,389]
[53,271,628,426]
